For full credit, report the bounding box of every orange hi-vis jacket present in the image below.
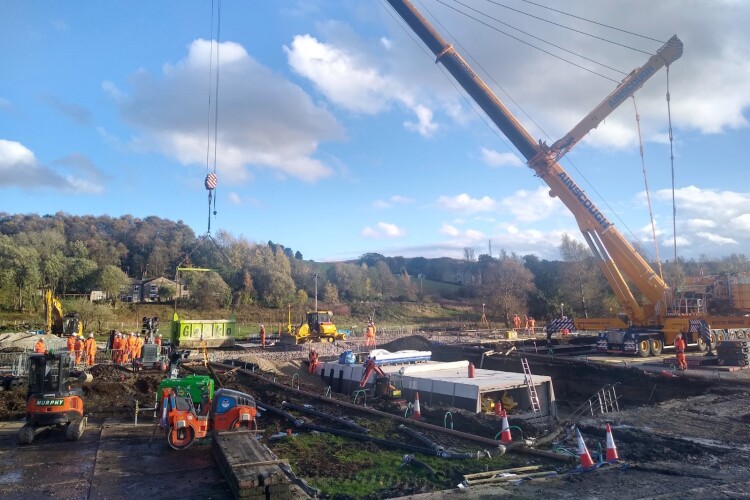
[674,337,686,353]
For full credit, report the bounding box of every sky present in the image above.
[1,0,749,263]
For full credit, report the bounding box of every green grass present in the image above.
[271,433,515,499]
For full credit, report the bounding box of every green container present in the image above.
[157,375,214,406]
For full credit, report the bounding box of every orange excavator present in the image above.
[359,357,401,399]
[18,351,90,444]
[159,385,258,450]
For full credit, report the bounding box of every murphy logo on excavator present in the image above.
[36,399,65,406]
[557,172,612,231]
[608,65,655,109]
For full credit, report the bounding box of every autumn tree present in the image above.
[98,265,130,307]
[482,251,536,320]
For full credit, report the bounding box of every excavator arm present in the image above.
[387,0,679,327]
[359,357,387,388]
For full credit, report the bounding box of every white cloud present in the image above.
[685,218,716,230]
[361,221,406,238]
[731,214,750,231]
[696,232,738,246]
[465,229,486,240]
[372,194,415,209]
[285,33,440,138]
[113,39,344,183]
[0,139,104,193]
[437,193,497,213]
[501,186,564,222]
[228,192,241,206]
[404,104,438,137]
[440,224,460,236]
[646,186,750,254]
[480,147,523,168]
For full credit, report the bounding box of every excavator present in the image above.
[18,351,90,444]
[45,289,82,337]
[359,356,402,399]
[387,0,750,357]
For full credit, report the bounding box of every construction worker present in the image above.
[66,333,76,353]
[135,333,144,360]
[74,334,84,366]
[365,321,376,347]
[699,321,715,356]
[523,315,530,335]
[111,333,122,364]
[308,349,319,374]
[260,324,266,348]
[529,317,536,335]
[155,334,162,349]
[126,333,137,363]
[675,333,688,371]
[84,333,97,366]
[512,314,521,330]
[34,337,46,354]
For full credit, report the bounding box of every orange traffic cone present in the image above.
[499,409,512,444]
[605,423,619,462]
[576,428,595,469]
[413,392,422,420]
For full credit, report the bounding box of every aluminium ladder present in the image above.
[521,357,541,416]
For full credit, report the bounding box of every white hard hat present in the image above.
[157,334,161,337]
[89,333,94,338]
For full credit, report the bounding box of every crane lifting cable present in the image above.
[204,0,222,234]
[632,96,663,279]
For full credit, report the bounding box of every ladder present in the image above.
[566,383,621,424]
[521,357,541,415]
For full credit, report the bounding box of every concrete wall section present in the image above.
[317,360,556,418]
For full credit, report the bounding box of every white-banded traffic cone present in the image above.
[413,391,421,420]
[605,422,619,462]
[576,428,595,469]
[499,409,512,444]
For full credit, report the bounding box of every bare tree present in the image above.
[483,252,536,320]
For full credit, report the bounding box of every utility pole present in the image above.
[312,273,320,311]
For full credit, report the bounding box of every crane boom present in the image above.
[545,36,683,163]
[386,0,677,326]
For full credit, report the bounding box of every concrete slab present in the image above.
[0,419,231,499]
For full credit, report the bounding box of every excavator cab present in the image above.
[62,313,82,336]
[19,352,86,444]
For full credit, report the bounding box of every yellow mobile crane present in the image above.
[387,0,750,356]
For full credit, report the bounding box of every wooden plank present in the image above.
[463,465,541,480]
[466,470,557,485]
[212,430,310,499]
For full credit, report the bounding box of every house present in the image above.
[120,277,188,303]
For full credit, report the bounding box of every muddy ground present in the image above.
[2,335,750,499]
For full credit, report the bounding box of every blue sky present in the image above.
[2,1,748,263]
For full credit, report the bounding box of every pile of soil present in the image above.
[380,335,433,352]
[0,387,27,420]
[82,365,162,414]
